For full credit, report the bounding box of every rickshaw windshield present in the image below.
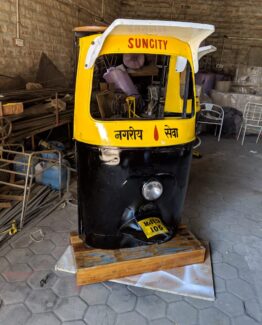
[90,53,194,121]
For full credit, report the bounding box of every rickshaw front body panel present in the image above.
[77,142,192,248]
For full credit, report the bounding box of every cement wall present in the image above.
[0,0,120,86]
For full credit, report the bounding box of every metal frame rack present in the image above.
[0,145,62,229]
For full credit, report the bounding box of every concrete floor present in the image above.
[0,135,261,325]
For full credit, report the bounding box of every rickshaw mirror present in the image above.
[176,56,187,72]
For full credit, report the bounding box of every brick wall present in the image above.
[120,0,262,75]
[1,0,261,86]
[0,0,120,86]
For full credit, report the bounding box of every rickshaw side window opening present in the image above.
[181,62,194,118]
[90,53,193,121]
[168,60,194,119]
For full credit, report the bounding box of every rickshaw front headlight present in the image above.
[142,180,163,201]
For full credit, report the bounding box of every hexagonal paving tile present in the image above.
[154,291,183,303]
[0,274,6,290]
[250,225,262,239]
[62,320,86,325]
[223,252,248,269]
[84,305,116,325]
[244,298,262,323]
[2,263,32,282]
[11,234,33,248]
[233,315,260,325]
[27,270,58,289]
[238,267,255,286]
[212,263,238,280]
[51,219,74,233]
[214,275,226,293]
[127,285,153,297]
[54,296,87,322]
[0,244,11,256]
[25,288,60,313]
[233,243,247,256]
[167,301,197,325]
[199,307,231,325]
[30,240,56,255]
[209,220,231,233]
[0,282,31,305]
[36,226,55,240]
[51,246,68,260]
[221,230,241,244]
[38,213,56,226]
[0,256,9,272]
[49,232,70,247]
[28,254,56,271]
[67,214,78,227]
[0,304,31,325]
[136,294,166,320]
[211,250,223,263]
[25,313,61,325]
[214,292,244,316]
[151,318,176,325]
[115,311,147,325]
[80,283,110,305]
[186,297,213,309]
[227,278,255,300]
[107,285,136,313]
[5,248,33,264]
[53,276,80,297]
[50,206,74,220]
[212,240,233,254]
[102,281,121,290]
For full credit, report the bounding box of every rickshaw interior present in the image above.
[90,53,195,121]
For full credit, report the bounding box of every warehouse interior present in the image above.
[0,1,261,324]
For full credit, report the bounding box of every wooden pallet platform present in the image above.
[70,225,206,286]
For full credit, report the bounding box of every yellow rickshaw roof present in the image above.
[84,18,215,72]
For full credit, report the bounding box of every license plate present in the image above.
[138,217,169,239]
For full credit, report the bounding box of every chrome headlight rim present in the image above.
[142,179,163,201]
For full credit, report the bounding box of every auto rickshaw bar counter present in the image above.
[74,19,215,249]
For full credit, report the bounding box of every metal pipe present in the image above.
[0,180,26,189]
[0,158,28,166]
[16,0,20,39]
[101,0,104,19]
[0,149,31,156]
[20,154,32,229]
[0,167,33,177]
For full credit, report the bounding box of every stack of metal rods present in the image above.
[0,87,74,143]
[9,110,73,142]
[0,87,73,103]
[0,184,61,245]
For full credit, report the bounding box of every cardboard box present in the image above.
[1,102,24,116]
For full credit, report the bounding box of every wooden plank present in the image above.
[73,26,107,33]
[70,232,84,245]
[71,226,206,286]
[0,194,24,201]
[2,102,23,115]
[0,202,12,208]
[128,65,159,77]
[76,249,204,286]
